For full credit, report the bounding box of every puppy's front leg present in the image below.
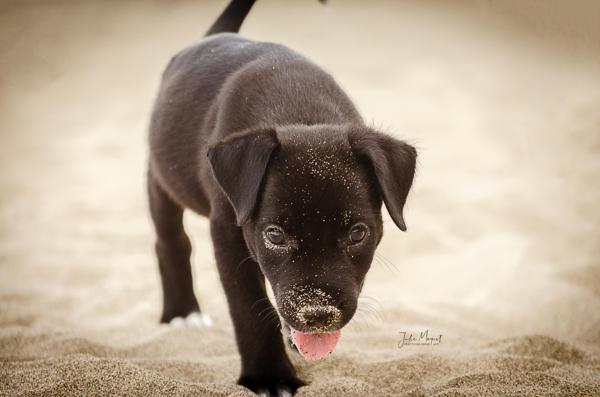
[210,218,304,396]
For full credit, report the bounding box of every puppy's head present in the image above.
[208,124,416,334]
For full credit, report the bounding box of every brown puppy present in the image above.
[147,1,417,395]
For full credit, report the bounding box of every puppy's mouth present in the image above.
[275,285,351,360]
[279,304,344,360]
[288,327,341,360]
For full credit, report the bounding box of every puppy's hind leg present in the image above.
[148,170,210,327]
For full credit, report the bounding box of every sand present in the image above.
[1,0,600,396]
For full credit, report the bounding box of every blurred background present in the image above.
[1,0,599,395]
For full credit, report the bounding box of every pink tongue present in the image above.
[290,329,341,360]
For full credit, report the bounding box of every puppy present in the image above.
[147,0,417,395]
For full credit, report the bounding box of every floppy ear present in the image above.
[349,130,417,232]
[207,128,279,226]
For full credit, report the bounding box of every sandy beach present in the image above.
[1,1,600,395]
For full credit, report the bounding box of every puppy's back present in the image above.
[148,32,361,213]
[148,33,283,211]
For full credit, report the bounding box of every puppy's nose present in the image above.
[298,305,341,329]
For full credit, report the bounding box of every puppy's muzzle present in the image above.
[298,305,341,331]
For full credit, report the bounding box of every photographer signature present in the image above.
[397,330,443,348]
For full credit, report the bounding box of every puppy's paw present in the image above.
[257,387,293,397]
[239,373,304,397]
[169,311,213,328]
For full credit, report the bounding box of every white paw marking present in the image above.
[169,312,213,328]
[256,388,292,397]
[169,317,186,327]
[186,312,213,327]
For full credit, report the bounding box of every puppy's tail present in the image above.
[205,0,327,36]
[205,0,257,36]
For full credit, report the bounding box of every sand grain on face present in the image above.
[278,284,337,326]
[1,0,600,396]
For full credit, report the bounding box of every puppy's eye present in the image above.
[266,226,285,245]
[349,224,367,244]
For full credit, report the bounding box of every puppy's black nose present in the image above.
[298,305,341,329]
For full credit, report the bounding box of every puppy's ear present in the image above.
[207,128,279,225]
[349,129,417,231]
